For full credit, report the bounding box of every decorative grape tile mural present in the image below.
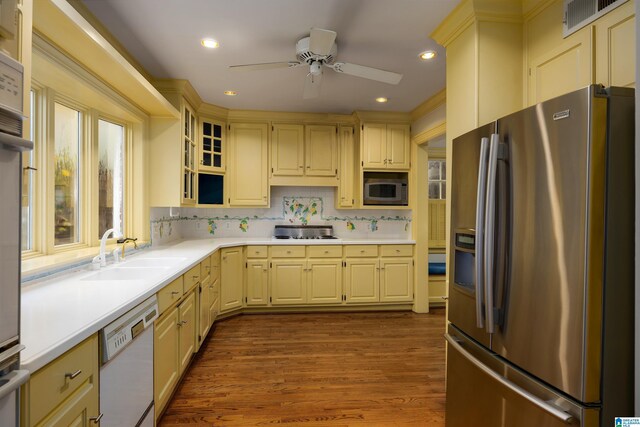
[150,187,411,245]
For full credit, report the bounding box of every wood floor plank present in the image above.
[159,309,446,426]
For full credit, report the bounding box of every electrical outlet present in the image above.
[196,221,200,229]
[226,222,230,229]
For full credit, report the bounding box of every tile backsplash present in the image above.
[150,187,412,246]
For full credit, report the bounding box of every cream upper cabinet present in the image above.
[362,123,410,170]
[228,123,269,206]
[271,124,338,178]
[220,247,244,312]
[182,103,197,204]
[199,118,225,172]
[362,123,386,168]
[246,260,269,306]
[379,258,414,302]
[305,125,337,176]
[270,260,307,305]
[337,126,355,207]
[344,259,380,303]
[272,124,304,176]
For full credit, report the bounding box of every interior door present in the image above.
[491,87,603,403]
[448,122,495,348]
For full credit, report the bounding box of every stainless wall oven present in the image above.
[0,51,32,427]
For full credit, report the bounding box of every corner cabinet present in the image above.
[220,247,244,311]
[228,123,269,206]
[362,123,410,170]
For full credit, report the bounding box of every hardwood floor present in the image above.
[159,309,447,426]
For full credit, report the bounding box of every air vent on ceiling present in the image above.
[563,0,628,37]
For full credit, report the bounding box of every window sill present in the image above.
[21,242,149,282]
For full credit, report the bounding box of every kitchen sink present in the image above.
[81,268,163,282]
[118,257,186,269]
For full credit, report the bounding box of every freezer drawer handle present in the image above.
[444,334,575,424]
[0,370,30,401]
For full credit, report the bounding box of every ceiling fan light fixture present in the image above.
[201,38,219,49]
[419,50,436,60]
[224,90,237,96]
[375,97,388,103]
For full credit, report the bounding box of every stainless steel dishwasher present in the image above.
[100,295,158,426]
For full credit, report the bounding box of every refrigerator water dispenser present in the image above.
[453,231,475,292]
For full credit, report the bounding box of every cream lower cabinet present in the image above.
[21,335,100,427]
[379,258,414,302]
[344,259,380,303]
[246,260,269,305]
[154,288,197,417]
[220,247,244,312]
[154,306,180,415]
[307,259,343,304]
[197,274,211,350]
[270,260,307,305]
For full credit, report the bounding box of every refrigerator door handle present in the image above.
[0,369,29,401]
[483,133,500,334]
[474,137,490,328]
[444,334,575,424]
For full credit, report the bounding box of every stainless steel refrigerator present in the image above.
[446,85,635,427]
[0,52,32,427]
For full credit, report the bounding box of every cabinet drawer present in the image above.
[158,276,185,315]
[184,264,201,291]
[246,246,268,258]
[345,245,378,257]
[200,256,212,279]
[380,245,413,257]
[270,246,306,258]
[28,334,98,425]
[308,245,342,258]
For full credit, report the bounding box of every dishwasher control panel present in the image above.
[100,295,158,364]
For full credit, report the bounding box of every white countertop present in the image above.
[20,237,415,373]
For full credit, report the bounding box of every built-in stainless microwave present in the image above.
[363,177,408,206]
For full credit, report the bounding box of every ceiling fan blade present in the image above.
[303,72,322,99]
[330,62,403,85]
[229,61,301,71]
[309,28,337,56]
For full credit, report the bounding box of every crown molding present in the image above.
[431,0,523,47]
[227,109,355,124]
[412,122,446,145]
[354,110,411,123]
[152,79,202,110]
[410,89,446,121]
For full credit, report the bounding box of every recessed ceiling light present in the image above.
[201,38,219,49]
[375,97,388,103]
[224,91,237,96]
[419,50,436,60]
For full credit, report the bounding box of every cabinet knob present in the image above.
[287,250,291,254]
[360,250,365,253]
[306,166,311,168]
[299,166,303,169]
[263,196,267,200]
[65,370,82,380]
[324,250,329,254]
[396,249,400,253]
[171,291,180,296]
[441,296,449,301]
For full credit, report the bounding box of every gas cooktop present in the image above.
[273,225,337,240]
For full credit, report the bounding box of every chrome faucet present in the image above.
[92,228,121,269]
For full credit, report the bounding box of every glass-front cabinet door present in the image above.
[200,118,225,172]
[182,103,197,204]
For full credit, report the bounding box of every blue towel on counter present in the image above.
[429,262,446,275]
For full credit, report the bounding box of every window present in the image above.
[54,102,82,246]
[98,119,124,237]
[21,90,36,251]
[428,159,446,199]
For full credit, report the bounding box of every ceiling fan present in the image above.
[229,28,403,99]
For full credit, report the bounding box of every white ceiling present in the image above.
[81,0,458,114]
